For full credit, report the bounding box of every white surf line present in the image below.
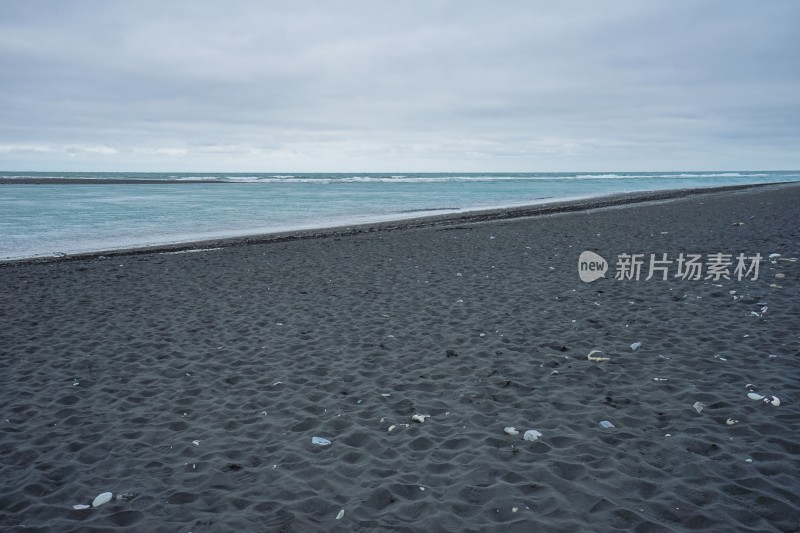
[159,247,223,255]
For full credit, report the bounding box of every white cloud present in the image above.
[0,1,798,171]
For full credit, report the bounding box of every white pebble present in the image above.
[336,509,345,519]
[92,492,113,508]
[523,430,542,442]
[73,504,90,510]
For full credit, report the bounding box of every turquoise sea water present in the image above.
[1,171,798,260]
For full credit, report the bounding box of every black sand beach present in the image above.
[1,184,799,532]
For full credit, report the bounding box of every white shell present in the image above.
[726,418,738,425]
[311,436,331,446]
[504,427,519,436]
[336,509,345,520]
[630,342,641,351]
[693,402,705,413]
[598,420,614,428]
[387,425,396,432]
[766,396,780,406]
[587,350,610,362]
[411,414,429,423]
[747,392,764,401]
[523,430,542,442]
[92,492,113,508]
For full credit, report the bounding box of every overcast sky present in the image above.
[0,1,798,172]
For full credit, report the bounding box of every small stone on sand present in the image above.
[92,492,113,508]
[523,430,542,441]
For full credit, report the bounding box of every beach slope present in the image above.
[1,184,798,531]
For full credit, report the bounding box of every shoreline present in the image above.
[3,181,797,266]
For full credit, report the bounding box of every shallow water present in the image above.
[1,171,797,260]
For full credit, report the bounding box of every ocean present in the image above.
[1,171,798,261]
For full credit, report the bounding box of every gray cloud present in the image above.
[0,0,798,171]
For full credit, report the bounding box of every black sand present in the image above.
[1,184,799,532]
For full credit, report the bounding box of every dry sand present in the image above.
[1,183,799,532]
